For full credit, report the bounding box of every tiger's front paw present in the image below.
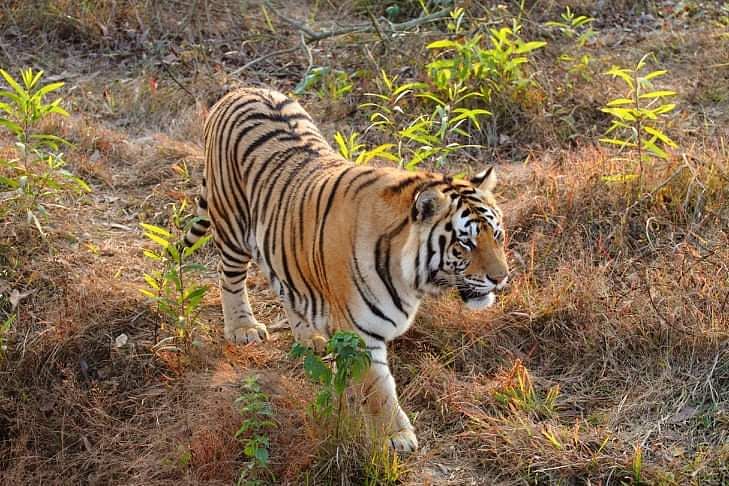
[389,428,418,453]
[225,323,269,344]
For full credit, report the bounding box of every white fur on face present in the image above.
[464,291,495,310]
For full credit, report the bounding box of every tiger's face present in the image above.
[412,167,509,310]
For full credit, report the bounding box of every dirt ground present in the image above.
[0,1,728,485]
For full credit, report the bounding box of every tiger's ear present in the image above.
[412,188,447,223]
[470,166,497,192]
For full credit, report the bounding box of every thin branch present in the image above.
[299,32,314,74]
[159,61,196,99]
[231,45,301,76]
[262,1,451,42]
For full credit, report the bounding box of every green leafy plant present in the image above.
[139,200,211,351]
[0,67,90,234]
[362,70,490,169]
[294,66,356,101]
[545,6,595,47]
[599,54,678,187]
[359,14,545,169]
[291,331,371,437]
[333,130,397,165]
[545,7,595,81]
[235,376,276,486]
[492,360,560,420]
[426,24,546,107]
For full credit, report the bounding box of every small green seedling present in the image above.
[140,200,210,350]
[235,376,276,486]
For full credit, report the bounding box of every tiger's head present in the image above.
[410,166,509,310]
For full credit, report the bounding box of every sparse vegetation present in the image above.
[1,2,728,485]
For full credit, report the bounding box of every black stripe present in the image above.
[223,269,246,279]
[352,256,398,327]
[351,175,380,197]
[342,168,376,197]
[387,175,422,193]
[241,128,290,162]
[374,218,410,317]
[315,168,353,287]
[190,225,207,237]
[346,305,385,342]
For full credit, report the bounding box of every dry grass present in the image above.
[1,1,728,484]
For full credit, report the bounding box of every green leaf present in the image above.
[643,70,667,81]
[143,249,161,261]
[0,69,26,98]
[290,342,309,359]
[144,274,160,290]
[643,138,669,159]
[30,133,71,147]
[600,107,637,121]
[140,223,172,238]
[426,39,462,49]
[599,137,637,148]
[643,126,677,148]
[70,176,92,193]
[639,90,676,100]
[254,445,269,465]
[605,67,634,89]
[303,353,331,384]
[143,231,170,249]
[0,119,22,136]
[183,234,211,257]
[139,288,157,298]
[166,242,180,263]
[183,285,207,303]
[181,263,207,272]
[606,98,634,106]
[35,81,65,99]
[333,131,348,158]
[653,103,676,115]
[514,41,547,54]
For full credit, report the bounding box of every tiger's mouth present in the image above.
[458,288,496,310]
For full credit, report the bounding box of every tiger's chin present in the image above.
[462,291,496,310]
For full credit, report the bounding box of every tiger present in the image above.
[184,87,509,452]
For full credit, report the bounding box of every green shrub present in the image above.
[294,66,356,101]
[139,200,210,351]
[359,9,546,168]
[291,331,371,436]
[599,54,678,188]
[0,67,90,235]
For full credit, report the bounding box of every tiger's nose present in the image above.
[487,273,508,289]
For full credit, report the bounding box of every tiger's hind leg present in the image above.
[218,248,269,344]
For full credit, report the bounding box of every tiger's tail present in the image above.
[183,178,211,248]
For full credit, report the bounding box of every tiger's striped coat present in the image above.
[185,88,509,451]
